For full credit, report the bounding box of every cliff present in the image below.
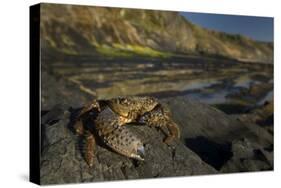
[40,3,273,63]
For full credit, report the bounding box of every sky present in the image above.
[180,12,273,42]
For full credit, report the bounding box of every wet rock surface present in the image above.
[40,97,273,185]
[164,98,273,172]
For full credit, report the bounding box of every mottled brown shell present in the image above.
[95,106,145,160]
[107,96,159,120]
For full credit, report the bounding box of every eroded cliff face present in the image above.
[40,3,273,63]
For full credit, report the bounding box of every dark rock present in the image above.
[185,137,232,170]
[220,138,273,172]
[40,102,217,185]
[40,97,273,185]
[41,69,93,110]
[162,97,273,171]
[163,97,272,146]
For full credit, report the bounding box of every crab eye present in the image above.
[117,98,124,103]
[139,116,147,124]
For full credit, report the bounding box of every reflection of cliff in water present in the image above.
[43,55,273,114]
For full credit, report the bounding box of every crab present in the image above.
[73,96,180,167]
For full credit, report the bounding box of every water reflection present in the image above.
[48,56,273,113]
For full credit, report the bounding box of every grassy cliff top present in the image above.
[40,3,273,63]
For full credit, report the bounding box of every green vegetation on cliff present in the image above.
[40,3,273,63]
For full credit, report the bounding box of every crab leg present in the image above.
[83,130,96,167]
[73,121,96,166]
[162,120,180,144]
[73,99,100,136]
[73,119,84,136]
[146,119,180,144]
[138,105,180,144]
[77,99,101,120]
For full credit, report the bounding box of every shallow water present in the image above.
[258,90,273,105]
[48,55,273,112]
[182,79,222,91]
[185,90,229,104]
[182,74,273,105]
[234,75,261,88]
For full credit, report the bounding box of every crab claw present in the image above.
[128,145,145,161]
[133,145,145,160]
